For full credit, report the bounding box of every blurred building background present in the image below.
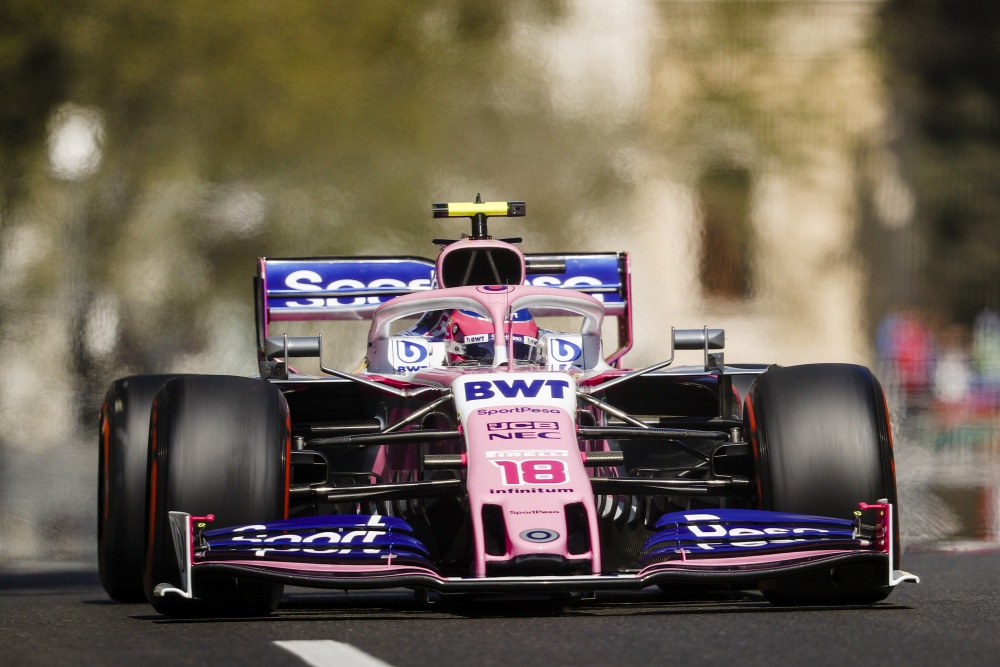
[2,0,1000,562]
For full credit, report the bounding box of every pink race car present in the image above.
[98,198,918,617]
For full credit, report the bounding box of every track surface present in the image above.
[1,551,997,667]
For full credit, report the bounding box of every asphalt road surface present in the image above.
[2,550,998,667]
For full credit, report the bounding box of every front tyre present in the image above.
[98,375,179,602]
[143,375,289,617]
[745,364,898,605]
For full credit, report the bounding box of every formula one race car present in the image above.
[98,198,919,617]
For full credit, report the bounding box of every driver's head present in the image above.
[445,308,539,364]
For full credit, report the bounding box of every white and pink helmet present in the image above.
[443,306,540,364]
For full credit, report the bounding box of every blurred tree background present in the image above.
[2,0,1000,559]
[1,0,645,558]
[874,0,1000,324]
[4,0,627,403]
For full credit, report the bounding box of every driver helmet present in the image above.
[445,308,539,364]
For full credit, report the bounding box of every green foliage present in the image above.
[881,0,1000,322]
[0,1,68,211]
[0,0,636,398]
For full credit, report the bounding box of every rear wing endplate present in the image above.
[256,252,633,366]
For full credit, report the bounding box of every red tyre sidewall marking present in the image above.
[145,398,159,584]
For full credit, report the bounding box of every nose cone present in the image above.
[455,374,602,576]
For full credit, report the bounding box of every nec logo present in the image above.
[395,340,428,364]
[488,431,561,440]
[464,379,571,401]
[550,338,582,362]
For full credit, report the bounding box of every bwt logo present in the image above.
[550,338,582,363]
[395,340,429,364]
[464,379,571,401]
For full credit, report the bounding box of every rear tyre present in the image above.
[744,364,898,606]
[98,375,179,602]
[143,375,289,617]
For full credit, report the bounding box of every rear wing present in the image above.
[256,252,633,366]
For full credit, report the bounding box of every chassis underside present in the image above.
[278,369,752,577]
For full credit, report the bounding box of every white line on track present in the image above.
[275,640,396,667]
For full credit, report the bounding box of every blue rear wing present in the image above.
[256,251,633,365]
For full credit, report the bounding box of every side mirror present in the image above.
[672,328,725,350]
[264,335,321,359]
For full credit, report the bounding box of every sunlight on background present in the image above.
[1,0,998,561]
[47,104,104,181]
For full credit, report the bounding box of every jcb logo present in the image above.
[486,421,561,439]
[487,421,559,431]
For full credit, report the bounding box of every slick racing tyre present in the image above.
[143,375,289,617]
[744,364,898,606]
[98,374,179,602]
